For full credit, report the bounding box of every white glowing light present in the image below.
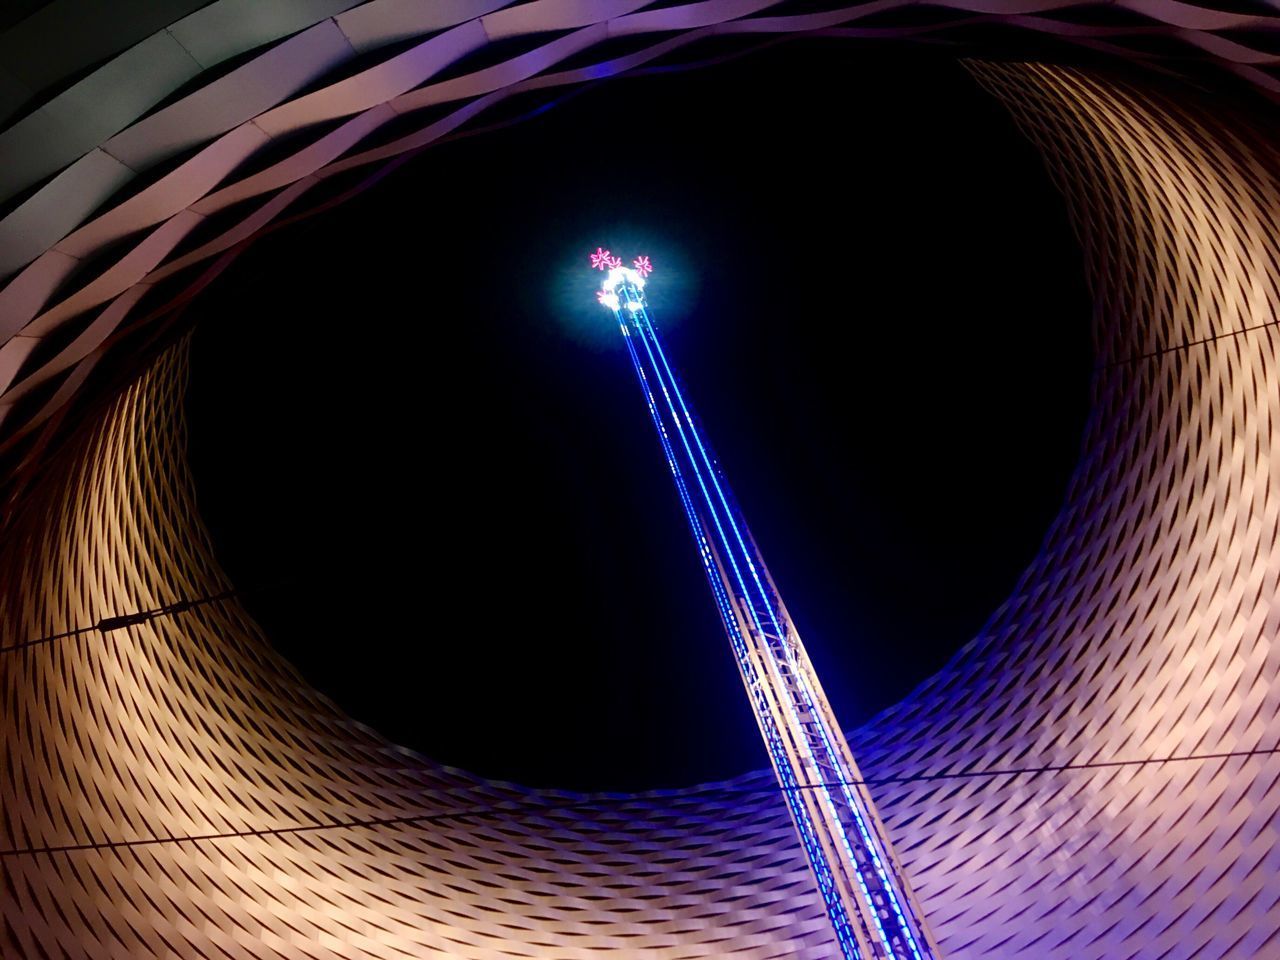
[602,266,645,293]
[590,249,648,309]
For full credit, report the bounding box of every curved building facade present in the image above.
[1,3,1279,958]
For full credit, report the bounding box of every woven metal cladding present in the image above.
[849,63,1280,958]
[1,0,1280,485]
[0,30,1278,960]
[0,348,835,957]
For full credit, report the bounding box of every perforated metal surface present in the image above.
[0,4,1278,958]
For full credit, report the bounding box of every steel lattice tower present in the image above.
[591,250,944,960]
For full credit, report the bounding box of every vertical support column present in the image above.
[593,253,943,960]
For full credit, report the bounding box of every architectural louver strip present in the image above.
[0,51,1278,958]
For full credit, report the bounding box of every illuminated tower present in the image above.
[591,248,943,960]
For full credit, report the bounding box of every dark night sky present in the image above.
[184,42,1091,792]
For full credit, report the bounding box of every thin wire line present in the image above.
[2,744,1275,859]
[1099,315,1280,369]
[0,583,287,654]
[851,742,1280,785]
[0,600,221,654]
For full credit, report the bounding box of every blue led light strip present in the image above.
[614,313,863,959]
[607,275,943,960]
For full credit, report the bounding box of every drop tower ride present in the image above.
[590,248,943,960]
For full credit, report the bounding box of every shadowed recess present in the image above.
[186,48,1091,792]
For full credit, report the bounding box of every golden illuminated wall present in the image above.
[0,33,1279,960]
[0,350,838,957]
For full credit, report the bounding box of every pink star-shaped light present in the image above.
[608,255,623,269]
[590,247,613,271]
[632,255,653,278]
